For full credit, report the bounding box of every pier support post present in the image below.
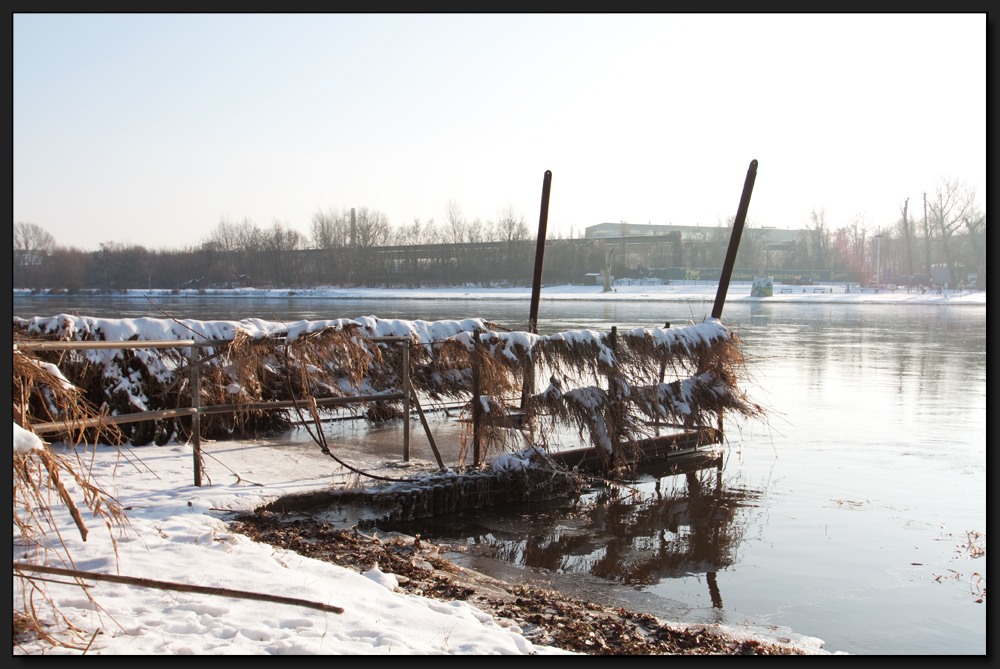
[472,328,483,467]
[402,341,411,462]
[190,345,202,487]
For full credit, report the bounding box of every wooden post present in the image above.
[712,159,758,320]
[654,322,669,435]
[190,344,202,487]
[472,328,483,467]
[402,341,411,462]
[606,326,620,472]
[410,388,445,469]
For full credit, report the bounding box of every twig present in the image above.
[13,563,345,615]
[140,292,209,341]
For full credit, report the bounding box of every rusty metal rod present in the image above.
[712,159,758,320]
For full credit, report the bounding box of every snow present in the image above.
[13,421,44,454]
[12,439,573,655]
[13,280,986,305]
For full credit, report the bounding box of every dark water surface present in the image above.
[13,295,986,654]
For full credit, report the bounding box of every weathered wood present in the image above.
[471,328,483,467]
[402,341,410,462]
[13,562,344,614]
[409,388,445,469]
[28,392,409,435]
[191,346,202,487]
[547,427,723,474]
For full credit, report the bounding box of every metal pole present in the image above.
[190,345,202,487]
[471,328,483,467]
[402,341,410,462]
[876,230,882,289]
[711,159,758,320]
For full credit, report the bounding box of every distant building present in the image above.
[584,222,800,245]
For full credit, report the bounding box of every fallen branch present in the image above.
[13,562,345,615]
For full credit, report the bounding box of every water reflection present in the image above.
[395,453,763,608]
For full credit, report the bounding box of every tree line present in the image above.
[13,177,986,291]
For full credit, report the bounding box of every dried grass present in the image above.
[14,316,764,476]
[13,339,130,650]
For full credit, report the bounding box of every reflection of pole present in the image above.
[712,160,758,320]
[706,571,723,609]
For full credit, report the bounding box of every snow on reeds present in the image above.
[14,314,763,472]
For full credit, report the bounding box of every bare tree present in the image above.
[263,220,305,286]
[495,202,530,243]
[200,217,265,285]
[961,206,986,289]
[445,199,468,245]
[351,207,392,285]
[310,208,351,250]
[13,222,56,288]
[927,176,977,286]
[351,207,391,248]
[466,217,494,243]
[898,197,914,279]
[95,241,149,290]
[42,246,87,292]
[394,216,440,246]
[805,207,831,270]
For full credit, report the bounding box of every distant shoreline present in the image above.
[12,282,987,307]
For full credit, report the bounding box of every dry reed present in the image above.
[13,339,130,649]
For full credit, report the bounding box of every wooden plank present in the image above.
[547,427,722,473]
[28,393,407,435]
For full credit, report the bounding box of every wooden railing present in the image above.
[18,336,434,486]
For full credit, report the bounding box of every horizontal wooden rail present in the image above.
[29,392,407,435]
[16,339,229,351]
[16,335,412,352]
[18,333,425,485]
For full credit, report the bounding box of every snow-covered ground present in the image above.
[13,280,987,306]
[13,423,574,655]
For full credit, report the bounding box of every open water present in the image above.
[13,294,986,654]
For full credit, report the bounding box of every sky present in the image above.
[13,13,986,252]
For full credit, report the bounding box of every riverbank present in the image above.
[13,280,986,306]
[13,436,828,654]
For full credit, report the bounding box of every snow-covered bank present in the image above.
[13,281,987,306]
[12,437,831,655]
[12,435,568,655]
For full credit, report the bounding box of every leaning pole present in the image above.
[711,160,758,320]
[527,170,553,335]
[521,170,552,411]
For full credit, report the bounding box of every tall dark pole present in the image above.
[521,170,552,413]
[527,170,552,334]
[711,160,758,320]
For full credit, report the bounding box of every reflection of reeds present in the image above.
[13,341,129,649]
[472,468,761,587]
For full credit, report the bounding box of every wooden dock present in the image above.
[547,426,723,475]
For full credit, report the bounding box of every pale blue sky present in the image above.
[14,13,986,251]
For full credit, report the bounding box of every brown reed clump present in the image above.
[13,316,764,479]
[13,342,130,650]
